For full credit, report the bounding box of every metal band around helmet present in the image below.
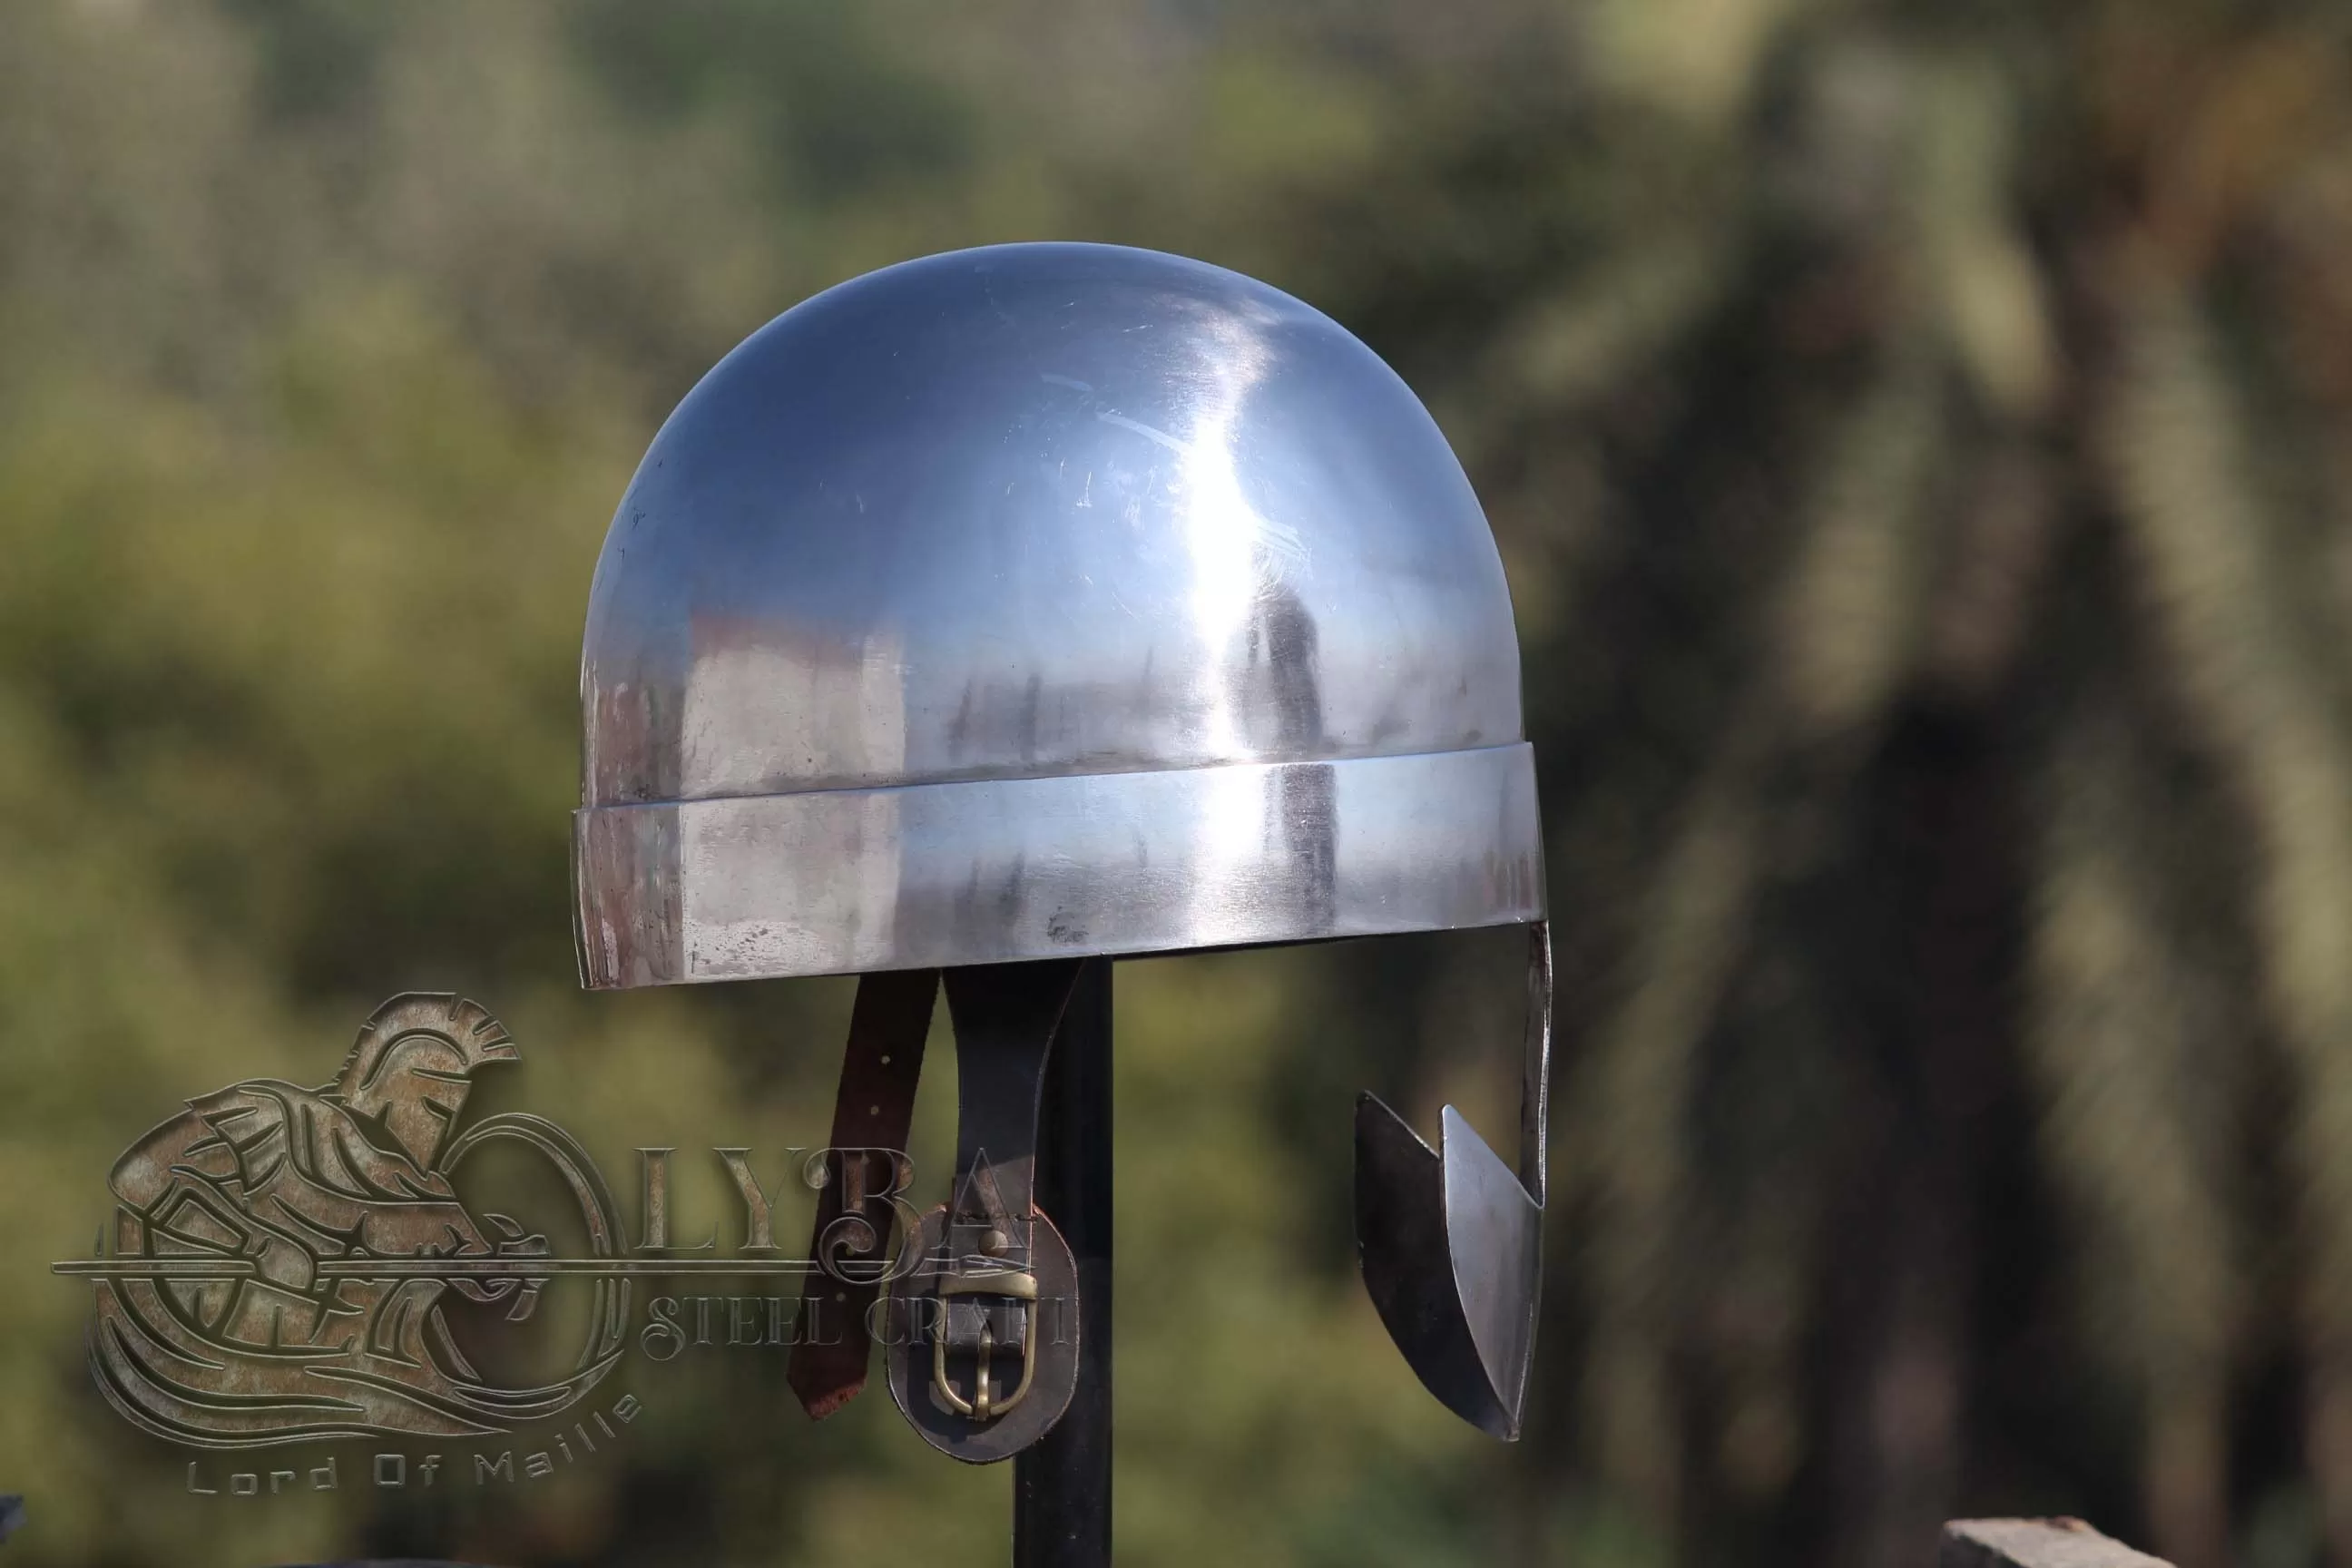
[574,742,1544,987]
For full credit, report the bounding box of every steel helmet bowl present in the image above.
[573,241,1544,987]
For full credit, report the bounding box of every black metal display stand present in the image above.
[1013,956,1112,1567]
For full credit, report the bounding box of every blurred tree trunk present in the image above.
[1821,704,2022,1568]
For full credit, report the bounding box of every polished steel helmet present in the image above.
[574,242,1542,984]
[573,242,1551,1448]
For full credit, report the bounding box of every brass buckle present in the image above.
[930,1268,1040,1421]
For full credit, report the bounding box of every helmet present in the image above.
[335,994,518,1171]
[572,243,1551,1466]
[573,242,1542,986]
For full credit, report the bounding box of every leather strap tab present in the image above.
[787,967,938,1420]
[943,960,1084,1225]
[882,958,1088,1460]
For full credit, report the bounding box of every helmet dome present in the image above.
[575,242,1543,986]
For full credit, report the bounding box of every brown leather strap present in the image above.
[787,967,937,1419]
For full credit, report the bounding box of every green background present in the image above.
[4,2,2350,1564]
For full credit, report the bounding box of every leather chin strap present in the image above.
[884,960,1087,1461]
[939,962,1083,1232]
[789,958,1093,1457]
[786,968,939,1420]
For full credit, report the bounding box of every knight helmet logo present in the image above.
[60,996,631,1449]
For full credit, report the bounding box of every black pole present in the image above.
[1014,955,1112,1566]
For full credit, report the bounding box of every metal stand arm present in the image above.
[1014,956,1112,1567]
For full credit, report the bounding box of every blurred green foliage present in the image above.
[5,1,2352,1565]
